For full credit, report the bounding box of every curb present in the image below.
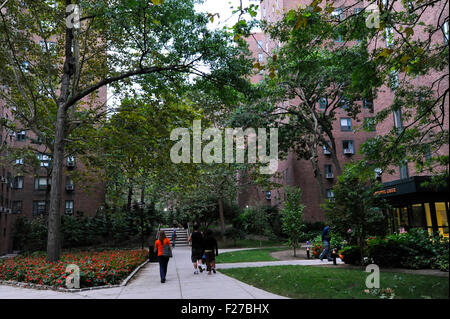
[0,260,150,293]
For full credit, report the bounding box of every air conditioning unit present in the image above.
[5,208,12,214]
[65,209,73,214]
[325,173,334,179]
[66,184,74,191]
[344,148,354,155]
[323,149,331,155]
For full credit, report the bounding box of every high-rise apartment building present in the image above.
[240,0,449,236]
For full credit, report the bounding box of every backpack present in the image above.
[162,241,173,257]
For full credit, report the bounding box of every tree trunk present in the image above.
[46,106,67,262]
[218,196,225,242]
[127,185,133,214]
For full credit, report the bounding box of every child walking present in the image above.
[203,229,218,275]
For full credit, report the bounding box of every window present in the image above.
[265,191,271,200]
[340,118,352,131]
[443,21,449,44]
[66,177,74,191]
[389,70,399,89]
[17,130,26,141]
[32,201,47,216]
[37,153,51,167]
[12,201,22,214]
[34,177,50,190]
[374,168,383,180]
[15,158,24,165]
[13,176,24,189]
[257,40,263,50]
[324,165,333,179]
[385,27,394,47]
[318,97,327,109]
[66,156,75,167]
[382,0,389,8]
[322,142,332,155]
[258,53,263,62]
[407,1,414,12]
[285,168,290,184]
[331,8,343,21]
[354,8,363,15]
[343,140,354,154]
[400,162,409,179]
[363,117,376,132]
[326,189,335,200]
[39,41,57,55]
[65,200,74,214]
[338,96,349,109]
[363,97,374,112]
[393,109,403,132]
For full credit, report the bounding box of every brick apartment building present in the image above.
[239,0,449,236]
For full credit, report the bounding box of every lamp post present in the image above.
[306,241,310,259]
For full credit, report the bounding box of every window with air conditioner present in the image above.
[66,156,75,167]
[326,189,335,200]
[37,153,51,167]
[323,142,332,155]
[340,118,352,131]
[324,165,334,179]
[66,177,74,191]
[343,140,354,154]
[65,200,74,214]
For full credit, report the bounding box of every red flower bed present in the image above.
[0,249,148,289]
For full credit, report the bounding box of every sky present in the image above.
[195,0,261,31]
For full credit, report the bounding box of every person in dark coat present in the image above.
[203,229,219,275]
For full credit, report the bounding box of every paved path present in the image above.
[0,247,342,299]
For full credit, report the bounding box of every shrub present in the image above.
[366,228,449,270]
[339,245,362,265]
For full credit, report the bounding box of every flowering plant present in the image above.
[0,249,147,289]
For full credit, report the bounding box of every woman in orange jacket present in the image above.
[154,231,171,283]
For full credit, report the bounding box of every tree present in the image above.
[0,0,254,261]
[231,3,381,199]
[280,186,306,257]
[327,0,449,187]
[323,161,390,265]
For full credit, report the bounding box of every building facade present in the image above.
[239,0,449,236]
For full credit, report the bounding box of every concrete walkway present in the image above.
[0,247,342,299]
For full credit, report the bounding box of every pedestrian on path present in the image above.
[154,231,172,283]
[319,225,333,262]
[203,229,219,275]
[171,229,177,248]
[187,224,205,274]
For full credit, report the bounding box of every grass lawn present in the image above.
[216,247,287,263]
[219,265,449,299]
[220,239,288,249]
